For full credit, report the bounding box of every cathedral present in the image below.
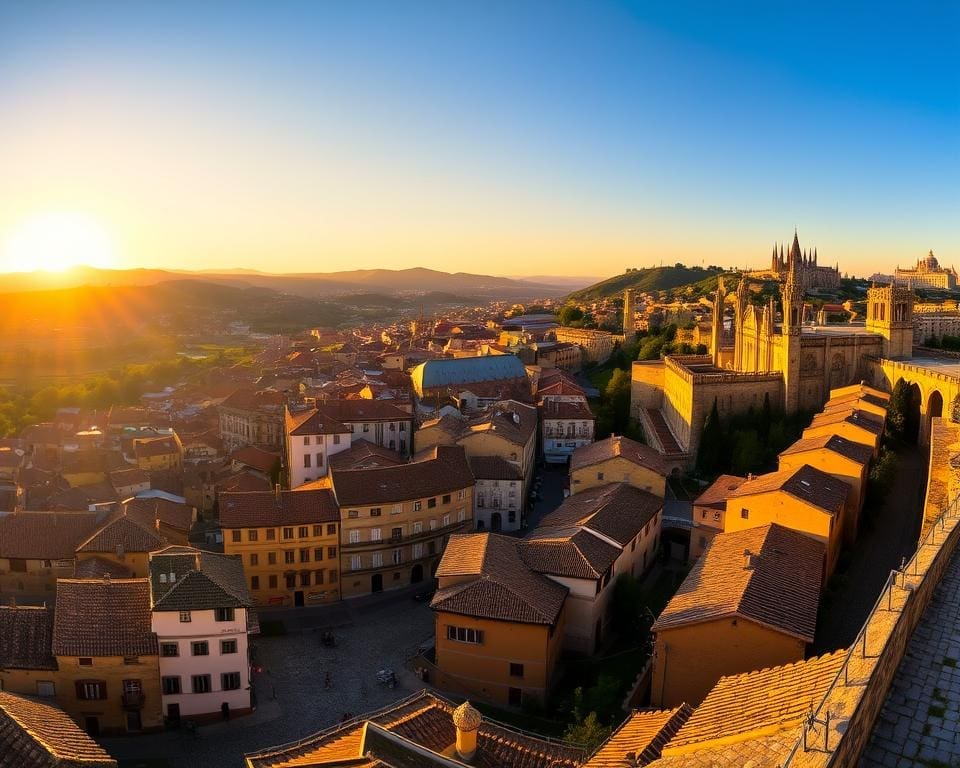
[631,245,915,468]
[761,231,841,290]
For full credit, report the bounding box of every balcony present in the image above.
[122,691,145,709]
[342,520,470,550]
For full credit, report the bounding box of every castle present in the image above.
[895,250,957,291]
[631,238,915,468]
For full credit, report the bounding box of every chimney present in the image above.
[274,483,282,499]
[194,552,201,571]
[452,701,482,761]
[743,549,757,570]
[155,518,161,532]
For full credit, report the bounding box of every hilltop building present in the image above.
[895,250,957,291]
[762,231,841,290]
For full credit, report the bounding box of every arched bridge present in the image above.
[867,355,960,446]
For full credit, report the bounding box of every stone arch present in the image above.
[923,389,944,446]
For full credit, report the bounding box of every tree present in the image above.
[697,399,723,474]
[731,429,764,475]
[886,379,920,446]
[563,689,613,752]
[557,306,585,326]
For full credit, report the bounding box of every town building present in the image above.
[109,467,151,498]
[218,389,287,452]
[469,456,523,532]
[801,407,884,457]
[0,604,57,699]
[521,482,662,653]
[53,578,163,735]
[123,497,197,544]
[895,250,957,291]
[723,464,850,579]
[689,474,746,561]
[74,514,167,579]
[219,488,341,607]
[539,393,595,465]
[0,689,118,767]
[285,400,413,488]
[553,327,619,364]
[410,355,532,408]
[431,533,568,707]
[331,445,475,597]
[132,434,183,472]
[650,523,824,707]
[569,434,667,497]
[148,546,255,723]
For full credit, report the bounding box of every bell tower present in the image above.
[780,272,804,412]
[711,276,726,366]
[866,285,915,359]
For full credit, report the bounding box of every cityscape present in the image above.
[0,3,959,768]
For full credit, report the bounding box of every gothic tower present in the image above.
[733,277,750,370]
[780,270,805,412]
[623,289,635,336]
[866,285,915,359]
[711,275,726,366]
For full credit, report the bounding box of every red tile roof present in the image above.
[53,578,158,657]
[570,434,668,475]
[219,488,339,528]
[0,512,102,560]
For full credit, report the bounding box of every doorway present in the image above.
[294,590,304,607]
[167,703,181,725]
[411,564,424,584]
[491,512,502,532]
[372,573,383,592]
[84,717,100,737]
[126,710,142,732]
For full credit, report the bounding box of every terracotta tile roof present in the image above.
[461,401,538,447]
[822,391,889,411]
[647,732,795,767]
[651,524,824,641]
[0,606,56,670]
[327,439,405,471]
[149,546,253,611]
[285,406,348,436]
[216,470,273,494]
[73,557,133,580]
[693,474,747,509]
[220,487,339,528]
[108,467,150,489]
[584,705,692,767]
[0,690,117,768]
[539,399,595,421]
[570,435,669,476]
[806,408,884,436]
[778,433,873,466]
[519,527,621,580]
[332,445,473,507]
[726,464,851,515]
[828,382,889,402]
[245,690,585,768]
[0,512,101,560]
[123,497,195,532]
[133,436,181,459]
[432,534,568,625]
[229,445,281,474]
[662,652,845,755]
[220,388,286,413]
[468,455,523,481]
[536,369,587,399]
[53,578,158,657]
[417,413,466,435]
[286,400,412,437]
[75,514,167,554]
[536,483,662,547]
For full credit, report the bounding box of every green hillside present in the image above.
[566,265,725,302]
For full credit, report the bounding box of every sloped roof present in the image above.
[662,652,846,755]
[539,399,595,420]
[0,512,101,560]
[123,497,195,532]
[75,514,166,554]
[0,606,56,670]
[332,445,473,507]
[585,705,693,767]
[0,691,117,768]
[432,533,568,625]
[519,527,621,580]
[570,435,668,476]
[53,579,157,657]
[229,445,280,474]
[460,401,538,448]
[468,455,523,481]
[693,474,747,509]
[73,557,133,580]
[411,355,528,393]
[806,408,884,436]
[149,547,252,611]
[328,440,405,471]
[651,524,824,641]
[726,464,850,515]
[537,483,662,547]
[778,433,873,466]
[219,487,339,528]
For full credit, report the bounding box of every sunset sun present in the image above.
[1,212,118,273]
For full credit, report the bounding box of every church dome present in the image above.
[924,250,939,270]
[452,701,482,731]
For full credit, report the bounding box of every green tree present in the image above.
[731,429,764,474]
[697,399,723,474]
[886,379,919,446]
[563,689,613,752]
[557,306,585,326]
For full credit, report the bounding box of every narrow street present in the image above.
[811,446,928,654]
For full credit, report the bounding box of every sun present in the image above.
[1,212,118,273]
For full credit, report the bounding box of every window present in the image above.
[741,508,749,519]
[348,510,359,519]
[269,574,278,588]
[413,521,422,534]
[76,681,107,700]
[392,549,403,565]
[299,526,309,538]
[160,643,179,658]
[36,681,55,698]
[413,501,422,511]
[191,675,212,694]
[283,527,294,540]
[442,494,451,504]
[509,663,525,678]
[446,626,484,644]
[327,546,337,558]
[300,571,310,586]
[714,510,721,521]
[509,687,522,706]
[266,528,276,541]
[162,676,181,695]
[304,436,311,446]
[457,509,465,522]
[351,555,362,571]
[371,528,382,541]
[299,548,310,563]
[231,530,241,543]
[250,553,259,566]
[268,552,277,565]
[427,497,437,509]
[285,574,296,589]
[370,507,382,517]
[428,541,436,555]
[284,550,295,564]
[222,672,242,691]
[333,434,341,445]
[215,607,235,622]
[391,527,402,541]
[191,641,209,656]
[251,575,260,590]
[314,569,325,584]
[363,423,370,433]
[458,489,465,500]
[597,471,604,481]
[443,514,450,527]
[303,454,312,468]
[327,524,336,536]
[314,547,324,561]
[372,552,383,568]
[179,611,192,623]
[9,559,26,573]
[400,423,406,432]
[413,543,423,559]
[248,529,258,542]
[348,529,360,544]
[429,519,437,531]
[316,453,324,467]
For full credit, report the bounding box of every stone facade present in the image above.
[895,250,957,291]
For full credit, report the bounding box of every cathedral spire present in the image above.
[790,230,802,267]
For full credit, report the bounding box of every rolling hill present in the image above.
[566,265,725,302]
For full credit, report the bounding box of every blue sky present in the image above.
[0,1,957,276]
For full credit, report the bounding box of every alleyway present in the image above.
[812,446,928,654]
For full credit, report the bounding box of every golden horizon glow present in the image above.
[0,212,119,273]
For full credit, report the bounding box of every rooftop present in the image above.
[727,464,851,515]
[570,434,669,476]
[220,487,339,528]
[53,578,158,658]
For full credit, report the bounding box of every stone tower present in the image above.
[866,284,915,359]
[623,289,635,336]
[780,270,805,412]
[733,277,750,370]
[711,276,726,366]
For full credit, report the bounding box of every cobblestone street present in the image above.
[102,591,434,768]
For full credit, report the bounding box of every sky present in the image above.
[0,1,957,278]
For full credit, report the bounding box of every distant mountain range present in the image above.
[565,265,725,302]
[0,266,573,299]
